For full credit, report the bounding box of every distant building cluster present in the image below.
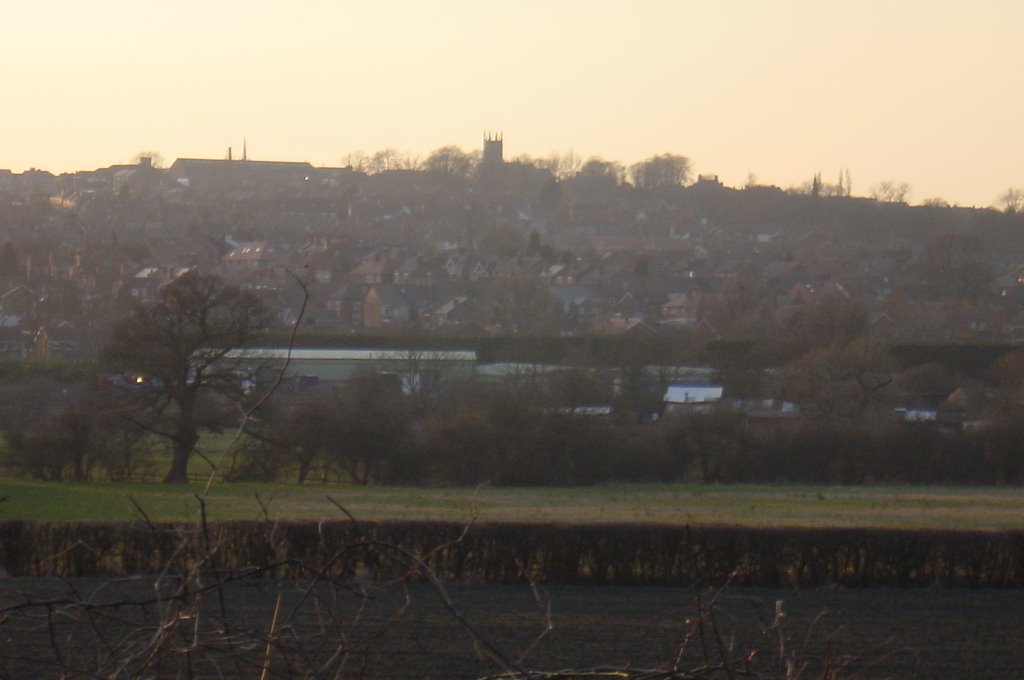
[3,135,1024,428]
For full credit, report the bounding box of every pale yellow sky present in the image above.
[1,0,1021,206]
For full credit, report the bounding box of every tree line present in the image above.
[8,368,1024,486]
[6,270,1024,486]
[343,145,693,188]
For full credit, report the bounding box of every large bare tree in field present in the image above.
[103,271,275,483]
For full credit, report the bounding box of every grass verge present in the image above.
[1,479,1023,530]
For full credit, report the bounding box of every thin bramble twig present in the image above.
[199,267,310,497]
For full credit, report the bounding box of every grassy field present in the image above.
[2,478,1024,530]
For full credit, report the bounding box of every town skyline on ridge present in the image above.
[3,1,1022,208]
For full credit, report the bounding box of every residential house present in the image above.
[689,318,720,345]
[995,264,1024,303]
[362,284,425,328]
[869,312,902,341]
[0,286,38,323]
[659,292,701,327]
[550,285,600,330]
[394,256,425,284]
[760,261,807,293]
[733,398,800,420]
[222,241,275,274]
[941,387,987,428]
[349,249,396,284]
[125,266,191,301]
[441,251,492,282]
[323,284,367,327]
[0,327,27,359]
[1002,310,1024,344]
[428,296,477,329]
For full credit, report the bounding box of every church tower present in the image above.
[483,132,503,165]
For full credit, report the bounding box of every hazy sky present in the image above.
[2,0,1021,207]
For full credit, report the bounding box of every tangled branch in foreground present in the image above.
[0,497,857,679]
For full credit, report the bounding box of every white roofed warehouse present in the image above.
[663,381,724,414]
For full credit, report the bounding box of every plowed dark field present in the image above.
[2,578,1021,678]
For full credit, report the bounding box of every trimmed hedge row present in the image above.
[1,520,1022,588]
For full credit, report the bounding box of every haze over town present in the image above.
[6,4,1024,676]
[3,0,1022,207]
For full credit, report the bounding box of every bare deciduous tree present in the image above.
[629,153,692,189]
[998,188,1024,213]
[424,145,474,179]
[328,372,412,485]
[102,271,276,483]
[870,180,911,203]
[775,340,893,418]
[367,148,421,173]
[343,149,370,172]
[578,156,625,183]
[536,150,582,180]
[484,277,564,335]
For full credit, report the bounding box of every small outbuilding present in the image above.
[663,381,724,413]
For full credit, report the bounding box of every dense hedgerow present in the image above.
[2,519,1023,587]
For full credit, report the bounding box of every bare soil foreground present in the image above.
[3,483,1023,677]
[4,480,1024,530]
[2,578,1022,679]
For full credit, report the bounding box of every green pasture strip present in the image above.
[1,481,1023,530]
